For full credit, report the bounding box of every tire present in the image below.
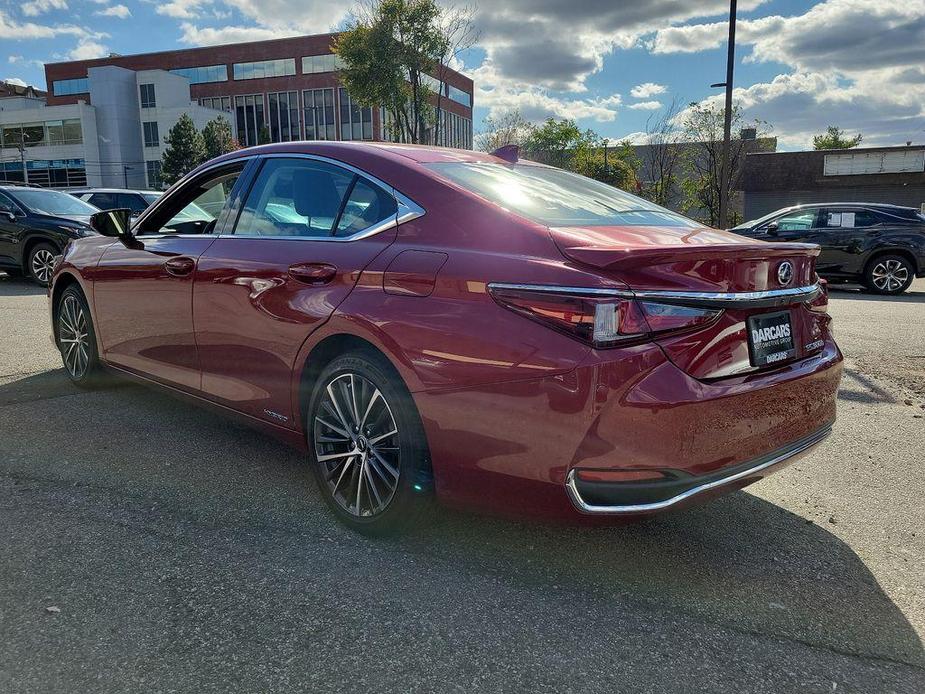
[56,285,104,387]
[27,242,58,287]
[863,254,914,295]
[306,350,432,536]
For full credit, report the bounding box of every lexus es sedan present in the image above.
[0,185,99,285]
[48,142,843,534]
[731,203,925,295]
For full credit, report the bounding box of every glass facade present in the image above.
[235,94,266,147]
[339,88,372,141]
[302,88,336,141]
[139,83,156,108]
[233,59,296,81]
[381,107,471,149]
[200,96,232,112]
[447,84,471,107]
[267,91,301,142]
[143,121,159,148]
[0,120,83,148]
[53,78,89,96]
[170,64,228,85]
[301,54,342,74]
[0,159,87,188]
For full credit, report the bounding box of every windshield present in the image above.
[427,162,698,228]
[13,189,99,216]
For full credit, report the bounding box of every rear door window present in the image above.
[773,210,818,231]
[88,192,116,210]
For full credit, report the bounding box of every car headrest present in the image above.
[292,167,342,218]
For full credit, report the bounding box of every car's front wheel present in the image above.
[27,242,58,287]
[864,254,914,295]
[307,351,431,536]
[57,285,104,386]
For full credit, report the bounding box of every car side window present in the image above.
[88,192,117,210]
[0,191,20,214]
[136,165,242,236]
[335,178,397,237]
[773,211,817,231]
[820,209,877,229]
[116,193,147,214]
[234,159,354,238]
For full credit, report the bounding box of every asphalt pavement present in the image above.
[0,273,923,693]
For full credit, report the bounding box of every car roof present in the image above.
[69,188,160,194]
[781,202,918,212]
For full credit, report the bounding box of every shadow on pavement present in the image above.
[0,273,46,297]
[839,367,899,405]
[1,368,922,674]
[829,284,925,304]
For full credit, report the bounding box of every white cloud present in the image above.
[178,21,290,45]
[9,55,46,68]
[3,77,29,87]
[157,0,210,20]
[630,83,666,99]
[0,9,95,40]
[95,4,130,18]
[21,0,68,17]
[628,100,662,111]
[68,38,108,60]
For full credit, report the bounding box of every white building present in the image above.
[0,67,225,189]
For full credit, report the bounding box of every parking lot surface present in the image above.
[1,273,923,693]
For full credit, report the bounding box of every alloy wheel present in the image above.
[871,259,909,293]
[59,294,91,379]
[31,248,56,284]
[313,372,401,518]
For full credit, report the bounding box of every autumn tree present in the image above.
[161,114,207,185]
[475,110,534,152]
[202,116,238,160]
[813,125,862,150]
[639,98,684,207]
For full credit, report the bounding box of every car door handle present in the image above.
[165,256,196,277]
[289,263,337,285]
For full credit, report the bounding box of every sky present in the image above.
[2,0,925,151]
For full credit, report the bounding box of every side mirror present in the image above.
[90,208,134,239]
[766,221,780,235]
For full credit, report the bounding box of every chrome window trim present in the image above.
[566,423,832,515]
[486,282,822,307]
[131,152,426,243]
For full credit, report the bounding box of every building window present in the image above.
[200,96,232,113]
[53,78,89,96]
[1,120,83,149]
[143,121,159,148]
[447,84,471,108]
[170,65,228,85]
[146,160,163,189]
[302,88,336,141]
[267,91,301,142]
[301,54,342,74]
[139,83,156,109]
[232,59,296,81]
[339,88,372,141]
[234,94,266,147]
[0,159,87,188]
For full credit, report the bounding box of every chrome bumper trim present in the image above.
[565,423,833,515]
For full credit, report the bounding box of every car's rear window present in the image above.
[426,162,698,228]
[12,189,98,216]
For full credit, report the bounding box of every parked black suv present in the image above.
[731,203,925,294]
[68,188,161,217]
[0,185,99,286]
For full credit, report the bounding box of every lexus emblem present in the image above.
[777,261,794,286]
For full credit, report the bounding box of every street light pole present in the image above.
[717,0,737,229]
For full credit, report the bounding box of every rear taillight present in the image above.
[488,285,721,348]
[808,279,829,314]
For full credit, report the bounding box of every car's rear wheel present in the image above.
[27,242,58,287]
[864,254,914,295]
[307,351,431,536]
[57,285,103,386]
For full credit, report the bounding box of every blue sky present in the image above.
[3,0,924,150]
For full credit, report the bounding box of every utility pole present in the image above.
[716,0,737,229]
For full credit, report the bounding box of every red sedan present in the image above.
[48,143,842,534]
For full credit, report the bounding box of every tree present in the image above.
[679,102,770,226]
[813,125,862,150]
[475,110,534,152]
[335,0,474,145]
[257,124,271,145]
[161,114,207,185]
[639,98,683,207]
[202,116,238,160]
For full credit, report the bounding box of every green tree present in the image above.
[257,124,271,145]
[335,0,473,144]
[202,116,238,160]
[813,125,862,150]
[161,114,207,185]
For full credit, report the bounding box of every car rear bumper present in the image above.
[416,336,843,520]
[564,422,832,514]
